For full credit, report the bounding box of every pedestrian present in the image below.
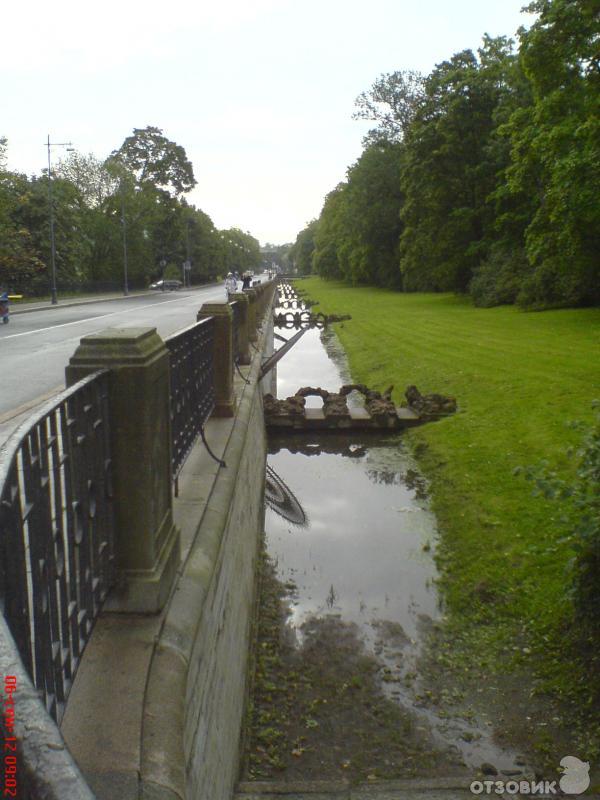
[225,272,237,299]
[242,272,251,290]
[0,290,9,324]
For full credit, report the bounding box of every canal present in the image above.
[243,289,534,784]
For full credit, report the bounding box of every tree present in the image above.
[110,126,196,196]
[342,141,405,287]
[0,170,46,290]
[218,228,261,274]
[501,0,600,307]
[55,151,118,208]
[312,185,351,280]
[353,70,425,145]
[399,38,518,292]
[290,221,318,275]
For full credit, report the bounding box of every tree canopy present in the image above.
[300,0,600,310]
[110,126,197,196]
[0,127,261,294]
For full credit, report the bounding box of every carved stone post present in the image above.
[197,302,236,417]
[230,293,251,365]
[66,328,180,613]
[244,289,258,342]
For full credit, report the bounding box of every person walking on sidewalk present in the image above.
[225,272,237,300]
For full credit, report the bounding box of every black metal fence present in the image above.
[165,317,216,481]
[0,370,115,723]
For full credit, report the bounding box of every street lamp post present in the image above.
[184,219,191,288]
[46,135,73,305]
[120,179,129,296]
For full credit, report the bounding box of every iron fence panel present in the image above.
[0,370,115,723]
[165,317,216,480]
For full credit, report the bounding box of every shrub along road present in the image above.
[297,278,600,773]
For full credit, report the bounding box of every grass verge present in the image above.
[296,278,600,766]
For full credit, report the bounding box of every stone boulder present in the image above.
[405,385,457,418]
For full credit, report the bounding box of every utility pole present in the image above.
[185,219,192,288]
[46,135,73,305]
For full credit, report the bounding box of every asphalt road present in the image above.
[0,284,227,444]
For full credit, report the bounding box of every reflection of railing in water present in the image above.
[265,464,307,527]
[0,370,115,723]
[269,438,367,458]
[274,310,352,330]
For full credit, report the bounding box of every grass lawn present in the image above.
[297,278,600,760]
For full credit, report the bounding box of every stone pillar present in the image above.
[255,285,265,319]
[244,289,258,342]
[230,292,251,365]
[66,328,180,613]
[197,302,236,417]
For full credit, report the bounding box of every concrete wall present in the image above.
[184,387,265,797]
[139,286,275,800]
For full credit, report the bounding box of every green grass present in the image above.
[297,278,600,758]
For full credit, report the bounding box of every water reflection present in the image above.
[266,441,437,647]
[265,464,307,527]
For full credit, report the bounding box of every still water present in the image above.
[264,301,529,773]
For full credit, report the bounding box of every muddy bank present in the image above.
[243,553,467,782]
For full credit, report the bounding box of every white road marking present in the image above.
[0,295,203,341]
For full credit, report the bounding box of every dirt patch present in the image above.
[242,553,468,783]
[416,620,598,783]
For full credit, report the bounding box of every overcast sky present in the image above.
[2,0,533,246]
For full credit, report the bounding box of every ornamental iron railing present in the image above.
[165,317,216,481]
[0,370,115,724]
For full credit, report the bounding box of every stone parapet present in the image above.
[66,327,180,613]
[244,288,258,341]
[230,292,251,365]
[197,302,236,417]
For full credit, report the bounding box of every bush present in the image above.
[516,403,600,628]
[470,247,530,307]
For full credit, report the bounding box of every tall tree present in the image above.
[290,221,318,275]
[110,126,196,196]
[0,169,46,290]
[342,141,405,287]
[399,37,518,292]
[312,185,351,280]
[353,70,425,145]
[502,0,600,307]
[218,228,261,273]
[55,151,118,208]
